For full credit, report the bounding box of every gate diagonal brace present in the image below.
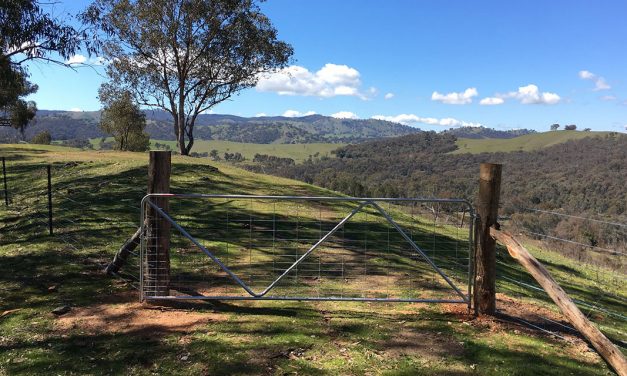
[144,198,469,302]
[145,199,368,298]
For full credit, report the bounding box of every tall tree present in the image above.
[83,0,293,155]
[99,90,150,151]
[1,1,92,133]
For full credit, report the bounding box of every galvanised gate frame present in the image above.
[140,194,475,309]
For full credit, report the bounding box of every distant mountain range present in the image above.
[0,110,420,144]
[0,109,536,144]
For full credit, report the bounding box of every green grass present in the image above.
[453,131,614,154]
[0,144,622,375]
[89,138,344,163]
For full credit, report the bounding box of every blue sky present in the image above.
[24,0,627,132]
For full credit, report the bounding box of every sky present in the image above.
[23,0,627,132]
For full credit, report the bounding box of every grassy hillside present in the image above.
[0,144,621,375]
[454,130,613,154]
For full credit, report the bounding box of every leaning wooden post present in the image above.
[491,229,627,376]
[145,151,171,297]
[474,163,502,315]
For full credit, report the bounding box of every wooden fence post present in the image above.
[145,151,171,297]
[474,163,502,315]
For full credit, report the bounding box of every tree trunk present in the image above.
[185,129,194,155]
[177,113,186,155]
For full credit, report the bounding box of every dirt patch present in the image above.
[55,301,227,336]
[375,329,464,360]
[443,294,601,364]
[444,294,575,336]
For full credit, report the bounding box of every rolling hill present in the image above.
[0,110,420,144]
[445,126,536,139]
[454,130,614,154]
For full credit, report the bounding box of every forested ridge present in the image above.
[250,131,627,219]
[444,126,536,139]
[0,110,419,144]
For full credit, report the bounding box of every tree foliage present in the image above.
[99,90,150,151]
[30,130,51,144]
[1,0,90,133]
[83,0,293,155]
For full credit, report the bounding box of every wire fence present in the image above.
[498,206,627,347]
[0,159,143,289]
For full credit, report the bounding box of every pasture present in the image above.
[89,138,344,163]
[0,144,621,375]
[454,131,614,154]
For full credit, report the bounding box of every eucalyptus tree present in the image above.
[99,90,150,151]
[1,0,91,133]
[83,0,293,155]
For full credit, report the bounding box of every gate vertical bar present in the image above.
[2,157,8,206]
[474,163,502,315]
[145,151,171,297]
[47,164,53,236]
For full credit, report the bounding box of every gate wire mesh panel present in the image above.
[140,195,474,304]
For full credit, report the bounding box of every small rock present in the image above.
[470,364,477,370]
[180,355,189,361]
[48,285,57,292]
[52,306,71,316]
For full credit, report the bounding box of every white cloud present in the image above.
[68,107,82,112]
[255,112,267,117]
[282,110,316,117]
[500,84,560,105]
[371,114,481,127]
[578,70,610,91]
[257,63,372,99]
[600,95,616,102]
[66,54,107,66]
[624,124,627,131]
[479,97,505,106]
[331,111,358,119]
[384,92,394,100]
[431,88,478,105]
[66,54,87,65]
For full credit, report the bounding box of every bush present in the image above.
[31,130,51,145]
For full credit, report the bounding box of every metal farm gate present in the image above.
[139,194,475,308]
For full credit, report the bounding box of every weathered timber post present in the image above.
[474,163,502,315]
[145,151,171,297]
[490,229,627,376]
